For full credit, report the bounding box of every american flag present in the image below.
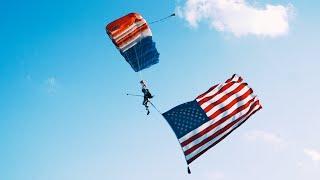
[163,74,262,165]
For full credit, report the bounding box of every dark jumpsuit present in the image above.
[142,88,153,108]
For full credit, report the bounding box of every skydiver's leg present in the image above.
[143,97,148,106]
[143,97,150,115]
[146,99,150,115]
[143,98,150,115]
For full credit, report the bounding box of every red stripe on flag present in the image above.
[198,81,236,106]
[225,74,236,83]
[208,93,254,120]
[203,83,250,113]
[184,100,260,156]
[186,103,262,164]
[225,74,243,83]
[204,87,252,118]
[181,93,255,147]
[196,84,219,100]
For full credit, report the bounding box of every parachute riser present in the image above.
[149,13,176,25]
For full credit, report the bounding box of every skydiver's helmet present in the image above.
[140,80,147,88]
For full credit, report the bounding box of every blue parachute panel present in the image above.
[120,36,160,72]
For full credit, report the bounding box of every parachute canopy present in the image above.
[106,13,160,72]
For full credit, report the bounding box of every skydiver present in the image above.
[140,80,153,115]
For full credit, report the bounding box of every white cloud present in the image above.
[176,0,293,37]
[45,77,58,94]
[304,148,320,162]
[244,130,286,149]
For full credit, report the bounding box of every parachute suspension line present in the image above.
[135,20,146,82]
[133,12,175,81]
[149,13,176,25]
[120,46,142,81]
[137,24,144,81]
[133,19,144,81]
[133,37,143,81]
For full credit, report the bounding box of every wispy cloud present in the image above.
[176,0,293,37]
[244,130,286,149]
[303,148,320,162]
[45,77,58,94]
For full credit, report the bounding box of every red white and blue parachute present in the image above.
[106,13,159,72]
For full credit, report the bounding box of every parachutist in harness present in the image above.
[140,80,153,115]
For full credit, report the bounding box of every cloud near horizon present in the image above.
[303,148,320,162]
[176,0,293,37]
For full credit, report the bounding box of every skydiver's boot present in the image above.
[145,105,150,115]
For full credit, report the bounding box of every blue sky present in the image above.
[1,0,320,179]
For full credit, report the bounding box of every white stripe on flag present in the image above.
[184,99,261,161]
[200,82,248,111]
[180,84,251,143]
[181,95,256,152]
[205,85,251,117]
[196,83,224,102]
